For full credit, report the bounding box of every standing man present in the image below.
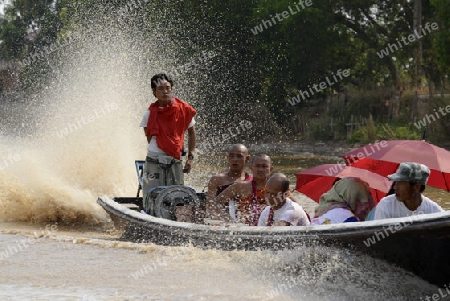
[139,73,196,212]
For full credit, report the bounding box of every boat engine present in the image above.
[145,185,205,220]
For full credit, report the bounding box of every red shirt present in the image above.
[146,98,196,159]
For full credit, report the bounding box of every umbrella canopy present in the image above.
[341,140,450,191]
[295,164,392,203]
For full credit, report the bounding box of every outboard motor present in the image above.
[145,185,204,221]
[144,186,166,216]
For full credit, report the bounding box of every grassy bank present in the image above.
[285,90,450,147]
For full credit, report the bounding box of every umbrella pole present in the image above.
[421,127,427,141]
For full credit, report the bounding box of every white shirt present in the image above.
[139,108,195,153]
[258,198,310,226]
[374,194,444,220]
[310,208,356,225]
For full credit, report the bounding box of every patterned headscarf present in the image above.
[314,177,375,221]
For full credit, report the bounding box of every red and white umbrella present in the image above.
[341,140,450,191]
[295,164,391,203]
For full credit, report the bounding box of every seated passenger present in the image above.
[258,173,310,226]
[205,144,252,218]
[311,177,375,225]
[210,154,273,225]
[373,162,444,220]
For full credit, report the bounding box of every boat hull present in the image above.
[97,196,450,287]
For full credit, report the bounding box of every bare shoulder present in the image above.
[208,172,229,185]
[217,180,252,199]
[238,180,253,190]
[229,181,252,195]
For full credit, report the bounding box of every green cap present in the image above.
[387,162,430,185]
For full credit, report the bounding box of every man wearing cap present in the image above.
[373,162,444,220]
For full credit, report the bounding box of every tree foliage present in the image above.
[0,0,449,138]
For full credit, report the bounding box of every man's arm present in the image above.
[205,176,225,219]
[205,177,246,220]
[213,182,249,204]
[183,126,196,173]
[275,209,304,226]
[206,176,220,204]
[187,126,196,155]
[257,207,270,226]
[140,110,151,143]
[373,206,388,220]
[143,127,151,143]
[209,183,251,221]
[297,208,311,226]
[373,201,389,220]
[274,221,291,226]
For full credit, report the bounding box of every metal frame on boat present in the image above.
[96,160,450,288]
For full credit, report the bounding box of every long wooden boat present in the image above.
[96,161,450,287]
[97,195,450,288]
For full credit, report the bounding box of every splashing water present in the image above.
[0,0,253,226]
[0,5,165,226]
[0,1,261,226]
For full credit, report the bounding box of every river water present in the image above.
[1,5,449,299]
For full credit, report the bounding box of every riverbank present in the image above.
[249,138,450,157]
[248,140,355,157]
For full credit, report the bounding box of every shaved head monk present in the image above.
[205,144,252,218]
[258,173,310,226]
[210,154,273,225]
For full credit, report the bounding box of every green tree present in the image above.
[0,2,28,60]
[250,0,356,123]
[430,0,450,85]
[1,0,64,58]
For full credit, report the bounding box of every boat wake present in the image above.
[0,135,112,227]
